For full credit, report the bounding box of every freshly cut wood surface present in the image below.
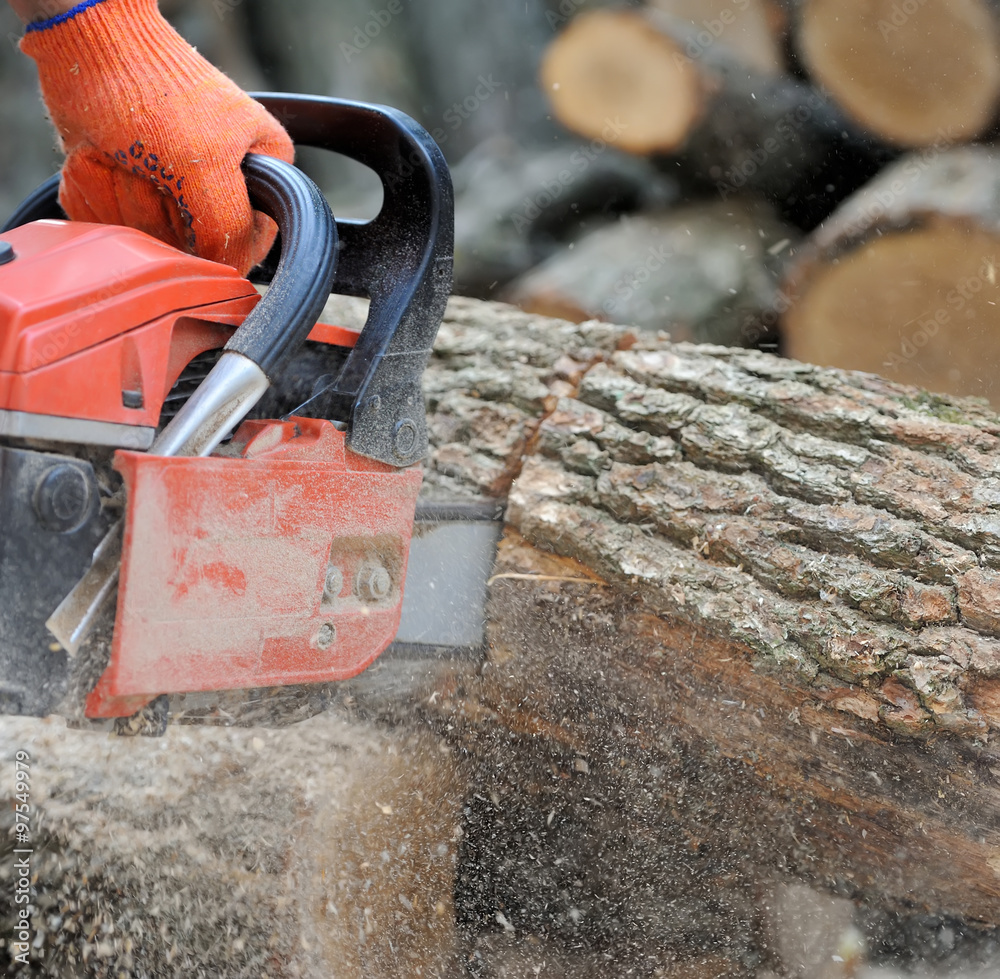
[783,146,1000,404]
[541,9,703,156]
[796,0,1000,147]
[539,8,881,227]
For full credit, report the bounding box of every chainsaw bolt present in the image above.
[317,622,336,650]
[393,418,418,460]
[323,567,344,601]
[356,562,392,602]
[33,464,92,534]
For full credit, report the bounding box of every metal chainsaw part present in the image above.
[391,501,505,658]
[0,409,154,449]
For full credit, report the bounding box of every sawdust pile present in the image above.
[0,712,464,978]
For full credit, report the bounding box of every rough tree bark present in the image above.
[410,297,1000,948]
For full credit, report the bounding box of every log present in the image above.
[794,0,1000,148]
[647,0,786,76]
[409,298,1000,947]
[503,199,797,346]
[9,298,1000,974]
[401,0,562,164]
[451,138,680,297]
[539,7,888,228]
[782,145,1000,405]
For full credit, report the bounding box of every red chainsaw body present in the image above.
[0,220,361,427]
[0,219,420,720]
[88,418,421,719]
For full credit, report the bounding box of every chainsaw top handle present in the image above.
[4,94,455,468]
[1,155,336,382]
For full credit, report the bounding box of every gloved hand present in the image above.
[20,0,294,275]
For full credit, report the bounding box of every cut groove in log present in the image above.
[796,0,1000,147]
[783,146,1000,404]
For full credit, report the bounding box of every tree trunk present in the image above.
[793,0,1000,148]
[450,139,680,298]
[782,145,1000,405]
[410,296,1000,943]
[8,298,1000,975]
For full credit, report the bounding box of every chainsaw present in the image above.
[0,94,500,730]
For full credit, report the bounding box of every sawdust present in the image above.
[0,711,465,978]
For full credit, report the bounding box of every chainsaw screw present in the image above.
[323,567,344,602]
[365,394,381,412]
[317,622,336,650]
[393,418,418,460]
[356,562,392,602]
[34,464,92,534]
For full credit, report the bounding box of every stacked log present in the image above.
[782,146,1000,404]
[539,6,890,228]
[793,0,1000,148]
[532,1,1000,397]
[503,199,797,345]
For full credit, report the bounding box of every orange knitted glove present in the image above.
[20,0,294,275]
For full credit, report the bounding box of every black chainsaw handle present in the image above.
[231,154,337,377]
[0,156,336,382]
[0,174,62,230]
[250,93,454,468]
[3,94,454,468]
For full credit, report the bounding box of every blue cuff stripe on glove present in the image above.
[25,0,110,34]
